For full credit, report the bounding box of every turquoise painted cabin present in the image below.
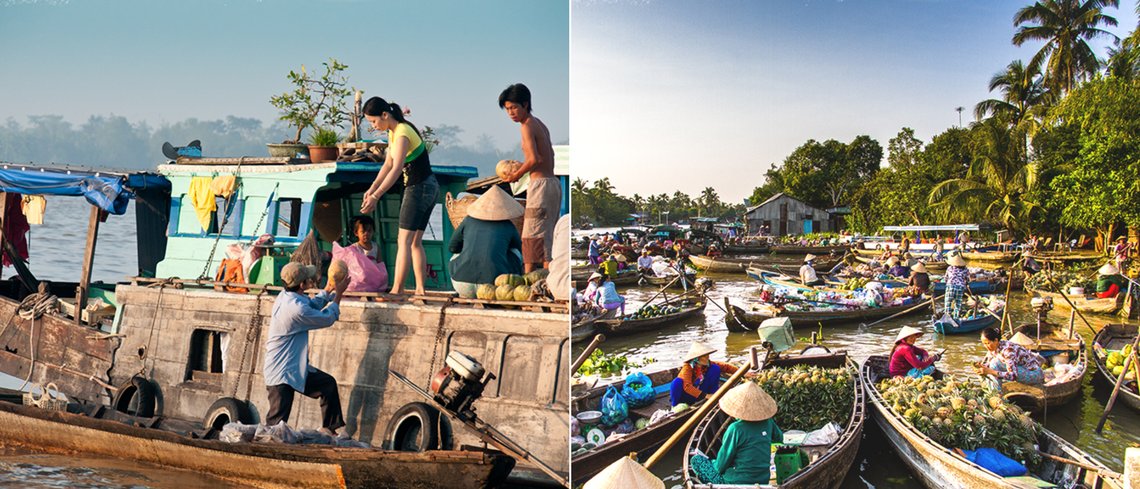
[155,161,476,291]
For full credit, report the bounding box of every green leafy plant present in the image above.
[576,349,652,377]
[270,58,353,144]
[308,127,341,147]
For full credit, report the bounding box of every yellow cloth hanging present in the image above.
[21,195,46,225]
[210,175,238,199]
[188,176,216,231]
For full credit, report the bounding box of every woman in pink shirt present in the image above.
[888,326,941,378]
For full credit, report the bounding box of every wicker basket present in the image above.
[445,192,524,233]
[23,382,67,411]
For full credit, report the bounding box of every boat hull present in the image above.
[1092,323,1140,413]
[724,298,928,332]
[932,311,1000,335]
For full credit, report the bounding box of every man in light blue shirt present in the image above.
[264,262,348,435]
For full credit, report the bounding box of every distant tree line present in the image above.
[0,114,525,177]
[571,177,746,227]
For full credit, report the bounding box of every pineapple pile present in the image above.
[879,375,1041,465]
[753,365,854,431]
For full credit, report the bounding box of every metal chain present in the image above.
[426,299,452,383]
[232,289,266,400]
[244,182,279,246]
[198,158,246,279]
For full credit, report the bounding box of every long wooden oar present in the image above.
[999,258,1020,337]
[860,295,940,329]
[1096,332,1140,434]
[643,347,759,469]
[572,334,606,373]
[963,289,1003,323]
[1036,451,1123,480]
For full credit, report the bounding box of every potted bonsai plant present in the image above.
[268,58,353,158]
[308,127,341,162]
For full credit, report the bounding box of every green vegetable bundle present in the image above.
[752,365,854,431]
[841,277,870,291]
[878,375,1041,466]
[1025,270,1094,292]
[576,349,650,377]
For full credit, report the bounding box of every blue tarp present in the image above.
[0,167,170,215]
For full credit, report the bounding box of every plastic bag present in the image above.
[621,371,656,408]
[599,385,628,427]
[332,242,388,293]
[803,422,841,446]
[961,447,1027,477]
[254,421,299,444]
[296,429,335,445]
[219,422,258,443]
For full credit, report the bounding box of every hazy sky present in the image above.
[0,0,569,151]
[572,0,1139,204]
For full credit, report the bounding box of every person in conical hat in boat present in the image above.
[907,262,931,295]
[583,454,664,489]
[582,272,604,304]
[1095,262,1128,299]
[599,253,619,278]
[975,327,1045,391]
[889,326,941,378]
[688,382,783,485]
[1114,236,1132,271]
[887,256,910,278]
[448,186,524,298]
[670,341,740,407]
[942,253,969,318]
[800,254,824,286]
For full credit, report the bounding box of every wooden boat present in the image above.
[862,356,1124,489]
[1000,322,1087,414]
[961,250,1020,264]
[570,367,700,485]
[572,266,640,286]
[1091,323,1140,413]
[749,268,844,293]
[0,394,514,489]
[851,255,948,273]
[723,243,771,254]
[571,308,617,341]
[931,307,1001,335]
[723,297,928,332]
[1025,285,1127,315]
[572,265,596,282]
[690,254,842,275]
[683,351,863,489]
[595,295,707,337]
[638,271,698,290]
[769,244,850,255]
[1025,251,1103,266]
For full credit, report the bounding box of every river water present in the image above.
[571,267,1140,488]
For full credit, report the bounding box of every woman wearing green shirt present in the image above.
[689,381,783,485]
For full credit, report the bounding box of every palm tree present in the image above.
[699,187,721,217]
[974,60,1048,129]
[928,118,1042,233]
[1012,0,1119,95]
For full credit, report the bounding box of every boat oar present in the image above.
[859,295,940,329]
[963,289,1003,323]
[1096,332,1140,434]
[643,347,758,469]
[1036,451,1124,480]
[572,334,607,373]
[999,257,1021,336]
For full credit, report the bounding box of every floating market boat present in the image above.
[690,254,842,275]
[570,367,701,485]
[723,297,928,332]
[1025,285,1129,316]
[1000,322,1086,414]
[683,350,864,489]
[850,255,949,273]
[1025,250,1104,266]
[862,356,1124,489]
[638,271,698,290]
[0,161,569,486]
[769,244,849,255]
[1091,323,1140,413]
[571,308,617,342]
[595,295,707,337]
[961,249,1020,265]
[0,394,515,489]
[931,298,1005,335]
[572,265,639,286]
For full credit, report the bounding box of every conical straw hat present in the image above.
[895,326,923,344]
[804,254,817,262]
[583,455,664,489]
[1009,332,1036,348]
[719,381,778,421]
[1099,263,1119,275]
[466,185,524,221]
[947,254,966,267]
[682,341,717,363]
[886,256,900,266]
[911,262,928,273]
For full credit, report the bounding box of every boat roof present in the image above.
[0,163,170,215]
[883,224,983,232]
[158,159,478,180]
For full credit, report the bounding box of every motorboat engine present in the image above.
[429,351,495,421]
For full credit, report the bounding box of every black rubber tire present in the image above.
[385,402,453,451]
[112,375,157,418]
[203,397,254,431]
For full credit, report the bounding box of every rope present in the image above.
[199,157,246,280]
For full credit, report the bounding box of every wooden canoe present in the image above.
[862,356,1123,489]
[1091,323,1140,413]
[595,296,707,337]
[931,304,1003,335]
[683,352,863,489]
[723,297,928,332]
[572,266,640,286]
[571,308,617,341]
[769,244,850,255]
[851,255,948,273]
[1025,251,1103,266]
[0,397,515,489]
[637,271,698,290]
[723,243,772,254]
[570,367,703,485]
[691,254,842,275]
[1025,285,1126,315]
[1000,322,1086,414]
[961,250,1020,264]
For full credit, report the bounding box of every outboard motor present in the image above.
[429,351,496,421]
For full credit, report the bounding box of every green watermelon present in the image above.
[476,284,496,301]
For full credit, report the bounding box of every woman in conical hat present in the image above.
[1095,262,1127,299]
[888,326,940,378]
[942,253,970,318]
[688,382,783,485]
[669,341,741,407]
[583,454,663,489]
[975,326,1045,390]
[907,262,931,295]
[448,186,524,298]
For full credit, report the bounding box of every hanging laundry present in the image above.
[188,176,216,231]
[3,193,29,267]
[210,175,238,199]
[21,195,46,225]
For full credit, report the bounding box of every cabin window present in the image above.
[211,197,244,236]
[422,205,444,241]
[275,198,303,237]
[187,329,226,381]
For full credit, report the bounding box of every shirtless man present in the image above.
[499,83,562,273]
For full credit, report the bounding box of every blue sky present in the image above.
[571,0,1139,203]
[0,0,569,151]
